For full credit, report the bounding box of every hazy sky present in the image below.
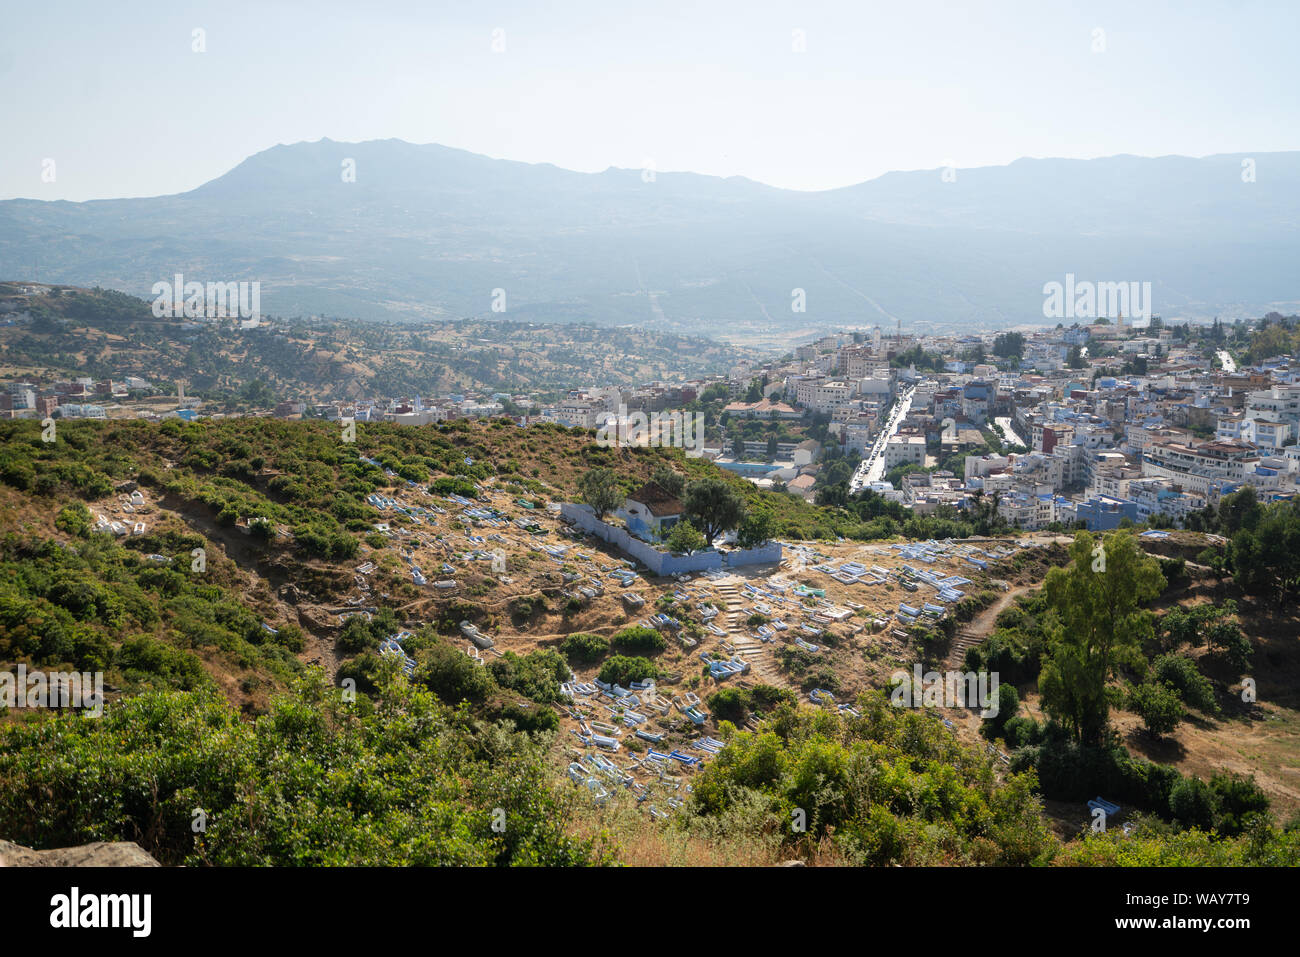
[2,0,1297,200]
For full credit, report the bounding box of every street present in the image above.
[850,383,916,492]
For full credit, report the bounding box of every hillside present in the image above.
[0,282,750,399]
[2,141,1298,337]
[1,414,1297,866]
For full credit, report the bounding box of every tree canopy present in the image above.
[682,478,747,543]
[665,520,707,554]
[1038,531,1165,745]
[577,467,623,520]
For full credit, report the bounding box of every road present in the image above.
[993,416,1029,449]
[1217,350,1236,374]
[850,384,916,492]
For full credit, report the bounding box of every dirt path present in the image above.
[159,492,348,678]
[945,584,1033,669]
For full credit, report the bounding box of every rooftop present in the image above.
[626,481,684,517]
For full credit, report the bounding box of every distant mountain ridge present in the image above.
[1,139,1296,337]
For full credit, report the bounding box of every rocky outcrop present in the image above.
[0,840,159,867]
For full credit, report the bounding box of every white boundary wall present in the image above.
[560,504,781,576]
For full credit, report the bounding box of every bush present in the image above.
[115,635,209,691]
[54,503,92,537]
[749,684,797,715]
[1157,556,1187,588]
[337,615,381,655]
[430,477,478,498]
[1209,773,1270,837]
[336,653,383,695]
[610,625,667,655]
[707,684,795,724]
[268,623,304,653]
[509,594,548,623]
[1206,620,1252,673]
[560,632,608,664]
[0,676,606,866]
[1024,739,1183,817]
[1128,681,1184,737]
[1001,716,1041,749]
[1196,547,1227,575]
[293,522,358,560]
[981,684,1020,739]
[963,627,1043,685]
[487,649,568,703]
[1169,777,1219,831]
[707,687,749,724]
[1151,654,1220,715]
[416,641,494,704]
[494,700,559,734]
[596,655,659,686]
[688,693,1056,865]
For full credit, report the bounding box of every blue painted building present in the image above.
[1070,495,1140,531]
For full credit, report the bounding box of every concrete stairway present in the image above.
[711,580,789,687]
[947,629,981,670]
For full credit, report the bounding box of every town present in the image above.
[7,309,1295,535]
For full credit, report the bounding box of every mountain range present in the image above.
[2,139,1297,340]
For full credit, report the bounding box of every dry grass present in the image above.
[566,799,848,866]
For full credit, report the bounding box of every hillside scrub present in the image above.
[686,692,1056,865]
[0,672,609,866]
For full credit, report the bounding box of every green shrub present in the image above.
[495,700,559,734]
[560,632,608,665]
[707,687,750,723]
[54,503,92,537]
[1021,739,1183,817]
[430,477,478,498]
[1209,773,1270,837]
[0,675,606,866]
[981,683,1020,739]
[749,684,796,715]
[610,625,667,655]
[1151,654,1220,715]
[336,652,383,695]
[337,615,381,655]
[1128,681,1184,737]
[415,641,494,704]
[596,655,659,686]
[115,634,209,691]
[1001,716,1041,749]
[688,692,1055,865]
[509,595,548,623]
[1169,777,1219,830]
[487,649,568,703]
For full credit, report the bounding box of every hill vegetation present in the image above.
[0,283,749,401]
[1,414,1297,865]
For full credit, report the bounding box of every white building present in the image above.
[802,381,853,415]
[884,434,926,469]
[1143,439,1262,496]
